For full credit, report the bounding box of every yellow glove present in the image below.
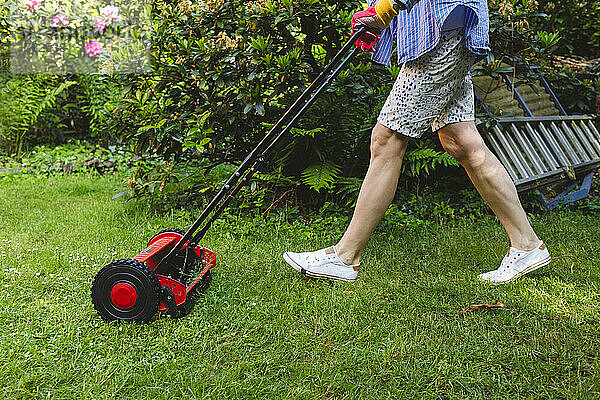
[374,0,399,28]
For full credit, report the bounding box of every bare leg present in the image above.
[335,122,409,265]
[438,121,540,250]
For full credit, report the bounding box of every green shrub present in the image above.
[109,0,469,211]
[0,74,76,157]
[112,0,376,157]
[545,68,599,115]
[0,0,125,154]
[0,142,138,177]
[0,72,122,156]
[488,0,600,61]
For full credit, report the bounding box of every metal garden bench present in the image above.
[473,70,600,209]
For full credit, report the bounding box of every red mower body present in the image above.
[133,231,216,311]
[91,230,216,322]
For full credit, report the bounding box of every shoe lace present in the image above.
[307,254,337,267]
[501,252,523,270]
[307,255,322,265]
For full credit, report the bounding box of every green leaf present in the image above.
[301,160,341,192]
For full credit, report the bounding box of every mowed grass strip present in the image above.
[0,175,599,399]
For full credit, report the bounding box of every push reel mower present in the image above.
[91,28,368,322]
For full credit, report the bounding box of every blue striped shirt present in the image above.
[368,0,490,66]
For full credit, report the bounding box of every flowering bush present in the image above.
[0,1,141,156]
[5,0,150,74]
[51,13,69,27]
[109,0,395,204]
[92,16,107,32]
[25,0,42,10]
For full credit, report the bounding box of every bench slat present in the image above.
[561,121,591,161]
[524,122,560,170]
[549,122,581,164]
[482,116,598,192]
[509,123,547,174]
[485,130,518,180]
[537,123,571,166]
[571,120,599,159]
[493,125,533,178]
[580,120,600,156]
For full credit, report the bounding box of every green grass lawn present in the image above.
[1,175,599,399]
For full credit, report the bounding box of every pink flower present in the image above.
[85,40,103,57]
[50,13,69,27]
[25,0,42,10]
[100,5,121,21]
[92,17,107,32]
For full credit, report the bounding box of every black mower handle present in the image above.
[189,45,361,244]
[155,27,368,270]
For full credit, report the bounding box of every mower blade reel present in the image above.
[142,229,216,317]
[157,275,186,311]
[161,287,180,318]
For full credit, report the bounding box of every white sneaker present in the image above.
[283,246,360,281]
[478,242,551,284]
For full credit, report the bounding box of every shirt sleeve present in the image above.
[363,0,399,67]
[370,15,397,67]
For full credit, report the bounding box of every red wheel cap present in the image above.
[110,282,138,309]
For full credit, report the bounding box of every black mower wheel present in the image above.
[147,228,186,246]
[91,259,162,323]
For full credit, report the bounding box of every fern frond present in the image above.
[289,127,325,138]
[301,160,341,192]
[402,141,459,177]
[335,176,363,206]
